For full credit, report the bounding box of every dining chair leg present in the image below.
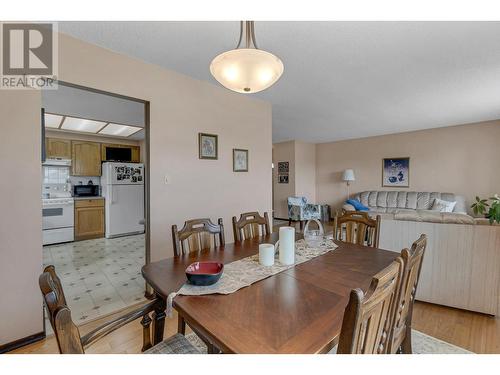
[140,313,153,352]
[401,326,413,354]
[177,315,186,335]
[207,343,220,354]
[151,298,166,345]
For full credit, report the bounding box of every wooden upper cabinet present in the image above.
[101,143,141,163]
[71,141,101,176]
[46,138,71,159]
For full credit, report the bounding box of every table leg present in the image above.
[178,315,186,335]
[151,298,166,345]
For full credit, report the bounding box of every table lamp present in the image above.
[342,169,355,199]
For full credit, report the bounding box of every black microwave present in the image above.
[73,184,100,197]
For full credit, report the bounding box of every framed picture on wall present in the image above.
[233,149,249,172]
[199,133,218,159]
[382,157,410,187]
[278,174,289,184]
[278,161,289,173]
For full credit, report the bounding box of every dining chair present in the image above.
[171,218,225,353]
[388,234,427,354]
[333,211,381,247]
[172,218,225,257]
[232,211,270,242]
[337,257,404,354]
[39,265,199,354]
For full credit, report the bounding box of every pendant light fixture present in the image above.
[210,21,284,94]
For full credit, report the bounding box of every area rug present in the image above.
[185,330,473,354]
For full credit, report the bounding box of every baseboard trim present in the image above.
[0,331,46,353]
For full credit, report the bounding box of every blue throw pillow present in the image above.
[346,199,369,211]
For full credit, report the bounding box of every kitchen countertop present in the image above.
[73,196,105,200]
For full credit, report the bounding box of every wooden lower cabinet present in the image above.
[74,199,105,241]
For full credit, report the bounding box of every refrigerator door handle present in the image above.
[109,186,115,204]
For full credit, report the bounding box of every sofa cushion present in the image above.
[431,198,457,213]
[393,209,475,224]
[352,191,467,213]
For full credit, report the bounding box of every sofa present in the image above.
[342,191,500,316]
[343,191,474,224]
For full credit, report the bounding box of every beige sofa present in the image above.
[342,191,500,316]
[343,191,473,224]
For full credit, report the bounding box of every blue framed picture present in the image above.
[382,157,410,187]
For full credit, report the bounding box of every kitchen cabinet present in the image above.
[46,138,71,159]
[101,143,141,163]
[74,199,105,240]
[71,141,101,176]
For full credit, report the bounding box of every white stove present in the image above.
[42,193,74,245]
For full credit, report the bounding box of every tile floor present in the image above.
[43,234,146,325]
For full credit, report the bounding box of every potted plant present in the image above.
[471,194,500,224]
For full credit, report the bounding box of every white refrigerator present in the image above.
[101,162,145,238]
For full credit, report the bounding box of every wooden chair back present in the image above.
[40,266,158,354]
[172,218,225,256]
[337,257,404,354]
[388,234,427,353]
[39,268,84,353]
[333,211,381,247]
[232,212,270,242]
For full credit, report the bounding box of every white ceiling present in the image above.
[58,21,500,143]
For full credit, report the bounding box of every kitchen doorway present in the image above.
[41,81,151,327]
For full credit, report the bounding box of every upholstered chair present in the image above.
[287,196,322,230]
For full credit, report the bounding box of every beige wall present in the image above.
[272,141,295,219]
[294,141,316,203]
[316,121,500,213]
[0,90,44,345]
[0,32,272,345]
[272,140,316,219]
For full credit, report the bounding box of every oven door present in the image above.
[42,201,74,230]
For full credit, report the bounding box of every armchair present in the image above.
[287,196,322,230]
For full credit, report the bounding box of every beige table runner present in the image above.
[166,238,338,316]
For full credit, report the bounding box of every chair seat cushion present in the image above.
[144,333,200,354]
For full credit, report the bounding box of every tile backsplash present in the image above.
[43,166,70,184]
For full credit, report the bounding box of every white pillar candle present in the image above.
[277,226,295,265]
[259,243,275,267]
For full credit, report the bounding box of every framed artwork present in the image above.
[278,161,289,174]
[233,149,249,172]
[198,133,218,160]
[278,174,289,184]
[382,157,410,187]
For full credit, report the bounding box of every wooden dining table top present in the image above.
[141,232,399,354]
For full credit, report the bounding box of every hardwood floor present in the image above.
[412,301,500,354]
[10,301,500,354]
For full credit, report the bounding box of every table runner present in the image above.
[166,238,338,316]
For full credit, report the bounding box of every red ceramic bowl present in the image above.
[185,262,224,286]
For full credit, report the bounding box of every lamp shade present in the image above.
[343,169,355,182]
[210,48,284,94]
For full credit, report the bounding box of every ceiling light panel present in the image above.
[99,123,142,137]
[61,117,107,133]
[44,113,64,128]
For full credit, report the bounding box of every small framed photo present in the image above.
[233,149,249,172]
[382,157,410,187]
[278,161,289,173]
[199,133,218,160]
[278,174,289,184]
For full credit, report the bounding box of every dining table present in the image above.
[141,232,399,354]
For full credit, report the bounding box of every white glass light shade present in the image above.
[99,123,142,137]
[343,169,355,182]
[210,48,284,94]
[45,113,64,128]
[61,117,107,133]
